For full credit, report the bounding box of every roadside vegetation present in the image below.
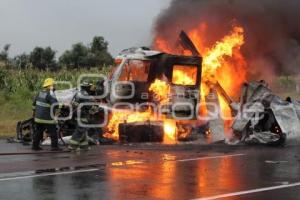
[276,76,300,100]
[0,67,110,138]
[0,36,113,138]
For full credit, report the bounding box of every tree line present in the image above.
[0,36,114,70]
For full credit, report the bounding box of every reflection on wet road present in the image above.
[1,144,300,200]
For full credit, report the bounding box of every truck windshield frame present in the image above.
[118,59,150,82]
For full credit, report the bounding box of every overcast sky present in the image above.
[0,0,171,57]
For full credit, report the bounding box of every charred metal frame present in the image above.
[109,52,202,107]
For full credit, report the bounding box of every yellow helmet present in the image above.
[43,78,55,88]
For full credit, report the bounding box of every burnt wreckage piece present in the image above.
[232,82,300,145]
[119,122,164,143]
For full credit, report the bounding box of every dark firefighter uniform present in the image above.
[32,78,60,151]
[69,83,96,150]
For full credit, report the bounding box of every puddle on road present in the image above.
[162,154,177,161]
[108,153,178,167]
[0,159,147,180]
[111,160,145,167]
[0,164,107,180]
[265,160,289,164]
[35,164,106,174]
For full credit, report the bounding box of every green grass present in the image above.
[0,66,110,138]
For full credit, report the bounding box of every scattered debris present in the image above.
[16,118,34,142]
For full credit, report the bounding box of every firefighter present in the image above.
[32,78,61,151]
[68,82,96,151]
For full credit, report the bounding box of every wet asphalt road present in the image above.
[1,140,300,200]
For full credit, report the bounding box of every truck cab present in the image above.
[105,47,202,119]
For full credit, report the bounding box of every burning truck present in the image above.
[102,43,203,143]
[100,26,300,145]
[16,26,300,146]
[99,27,244,144]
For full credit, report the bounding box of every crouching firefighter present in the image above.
[32,78,61,151]
[69,82,98,151]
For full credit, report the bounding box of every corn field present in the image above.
[0,66,110,95]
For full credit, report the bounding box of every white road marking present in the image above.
[193,182,300,200]
[0,168,99,182]
[177,154,245,162]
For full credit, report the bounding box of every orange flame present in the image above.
[149,79,170,104]
[154,25,247,128]
[163,119,177,144]
[104,109,154,141]
[202,26,244,84]
[154,25,247,98]
[104,78,180,143]
[201,26,246,119]
[104,108,179,144]
[105,25,247,143]
[172,65,198,85]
